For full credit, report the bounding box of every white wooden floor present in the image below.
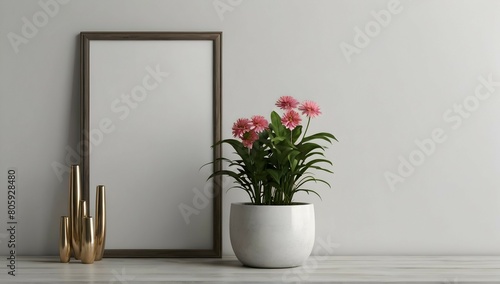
[2,256,500,283]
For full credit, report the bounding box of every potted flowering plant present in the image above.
[209,96,337,268]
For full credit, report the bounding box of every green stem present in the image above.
[303,117,311,138]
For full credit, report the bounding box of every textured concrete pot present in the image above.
[230,203,315,268]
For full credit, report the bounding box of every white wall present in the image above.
[1,0,500,256]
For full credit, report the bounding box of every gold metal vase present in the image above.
[94,185,106,261]
[80,216,95,264]
[77,199,87,260]
[59,216,70,263]
[69,164,82,260]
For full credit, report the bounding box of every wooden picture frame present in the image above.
[80,32,222,257]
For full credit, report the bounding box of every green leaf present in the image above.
[294,189,323,201]
[270,111,281,127]
[301,132,338,144]
[266,169,281,184]
[271,136,286,144]
[291,125,302,143]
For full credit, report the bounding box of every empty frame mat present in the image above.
[81,32,222,257]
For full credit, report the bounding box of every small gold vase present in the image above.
[94,185,106,261]
[59,216,70,263]
[80,216,95,264]
[76,200,87,260]
[69,165,81,259]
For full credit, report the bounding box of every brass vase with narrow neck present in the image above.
[77,199,87,260]
[80,216,95,264]
[94,185,106,261]
[59,216,70,263]
[69,164,81,259]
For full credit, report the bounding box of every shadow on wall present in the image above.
[46,34,81,255]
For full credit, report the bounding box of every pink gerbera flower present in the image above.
[275,96,299,110]
[232,118,251,138]
[241,130,259,149]
[298,101,321,118]
[281,110,302,130]
[250,115,269,133]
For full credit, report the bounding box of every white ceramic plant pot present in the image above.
[230,202,315,268]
